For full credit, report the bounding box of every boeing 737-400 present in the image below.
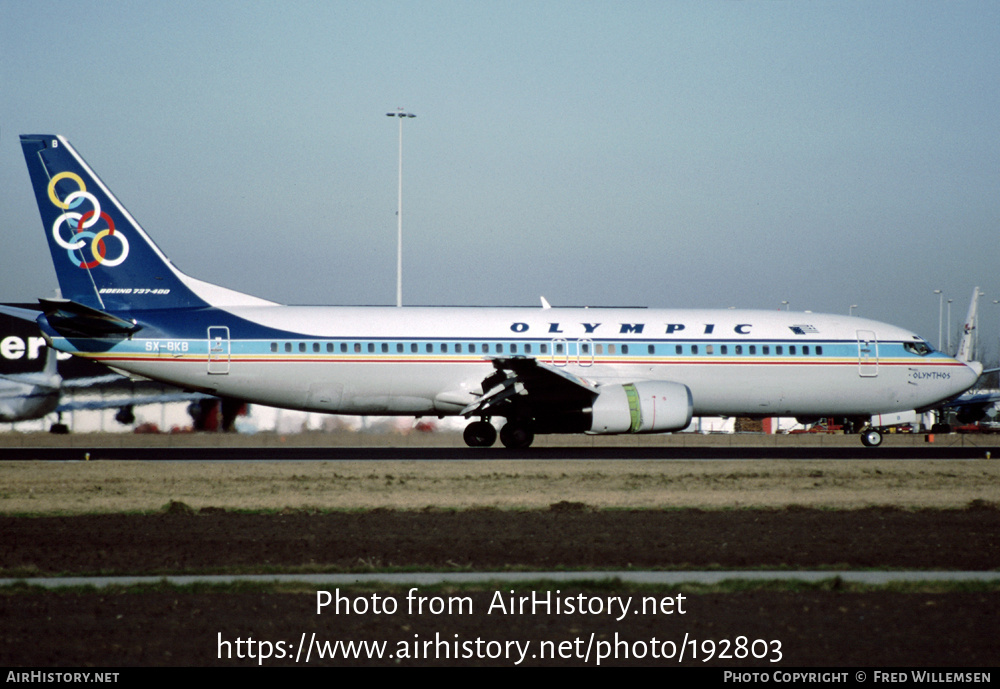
[7,134,983,447]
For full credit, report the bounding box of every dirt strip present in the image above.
[2,458,999,513]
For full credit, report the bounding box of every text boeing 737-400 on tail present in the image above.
[7,134,983,448]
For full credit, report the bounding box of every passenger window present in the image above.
[803,346,809,355]
[456,343,463,353]
[762,345,769,355]
[327,343,333,353]
[284,342,292,353]
[381,343,388,353]
[482,344,489,353]
[676,345,682,355]
[691,345,698,355]
[816,346,823,355]
[776,345,783,355]
[496,343,504,353]
[270,342,278,353]
[340,343,347,353]
[510,344,517,354]
[368,343,375,353]
[397,343,404,353]
[581,343,589,354]
[789,346,796,355]
[706,344,713,355]
[354,343,361,353]
[749,345,756,355]
[313,342,320,353]
[596,344,603,355]
[556,343,564,354]
[735,345,743,355]
[441,343,448,353]
[720,345,728,355]
[608,344,615,355]
[622,344,629,354]
[540,343,548,354]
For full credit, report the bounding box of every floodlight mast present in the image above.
[387,109,416,307]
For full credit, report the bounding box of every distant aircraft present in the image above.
[0,306,212,431]
[0,344,62,424]
[6,134,983,447]
[0,341,213,432]
[942,389,1000,428]
[933,288,999,430]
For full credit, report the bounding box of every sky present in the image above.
[1,1,997,359]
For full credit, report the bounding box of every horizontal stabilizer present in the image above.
[0,303,44,323]
[39,298,141,338]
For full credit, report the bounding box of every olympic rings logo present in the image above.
[47,172,129,269]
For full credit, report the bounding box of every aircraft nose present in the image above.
[957,360,983,392]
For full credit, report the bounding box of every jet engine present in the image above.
[589,381,693,434]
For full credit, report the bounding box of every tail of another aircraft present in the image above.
[955,286,980,364]
[20,135,274,314]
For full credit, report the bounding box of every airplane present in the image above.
[5,133,984,448]
[0,311,214,431]
[0,343,62,423]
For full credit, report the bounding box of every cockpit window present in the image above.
[904,340,933,356]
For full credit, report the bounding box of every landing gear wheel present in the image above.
[860,428,883,447]
[463,421,497,448]
[499,422,534,449]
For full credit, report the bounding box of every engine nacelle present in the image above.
[589,381,693,434]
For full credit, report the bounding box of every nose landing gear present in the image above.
[860,427,883,447]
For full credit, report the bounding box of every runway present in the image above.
[1,443,998,460]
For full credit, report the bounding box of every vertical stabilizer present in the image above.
[20,135,275,312]
[955,287,980,363]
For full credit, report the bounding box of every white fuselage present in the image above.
[49,305,980,420]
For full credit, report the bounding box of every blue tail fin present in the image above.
[20,135,273,312]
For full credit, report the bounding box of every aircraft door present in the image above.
[857,330,878,377]
[208,326,230,375]
[578,338,594,367]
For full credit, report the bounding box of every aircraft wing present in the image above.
[60,374,128,388]
[462,357,599,417]
[55,391,214,413]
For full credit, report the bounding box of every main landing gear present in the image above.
[463,419,535,449]
[463,420,496,448]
